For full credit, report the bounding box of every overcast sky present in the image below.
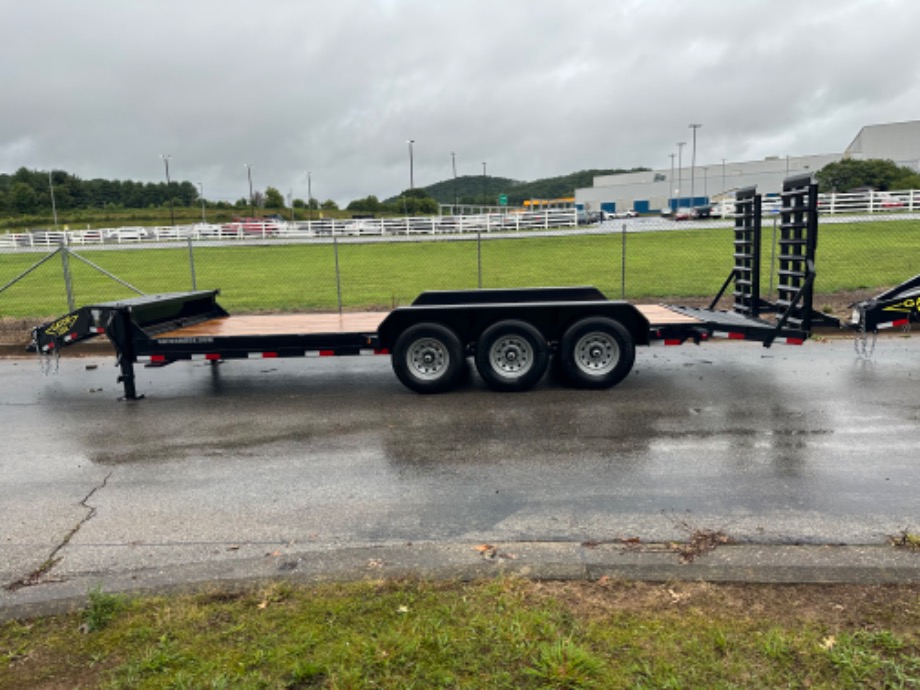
[2,0,918,205]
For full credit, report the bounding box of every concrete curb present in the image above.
[2,542,919,622]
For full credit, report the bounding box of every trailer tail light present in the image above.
[374,348,390,355]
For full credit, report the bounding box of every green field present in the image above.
[2,220,919,318]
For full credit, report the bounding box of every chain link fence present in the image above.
[3,212,920,327]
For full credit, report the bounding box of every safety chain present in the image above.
[34,332,61,376]
[853,307,877,360]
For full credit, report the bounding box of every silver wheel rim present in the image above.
[489,335,534,379]
[574,331,619,376]
[407,337,450,381]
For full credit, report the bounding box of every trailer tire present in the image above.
[475,320,548,392]
[558,317,635,389]
[392,323,466,394]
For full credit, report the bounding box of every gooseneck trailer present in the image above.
[30,174,831,399]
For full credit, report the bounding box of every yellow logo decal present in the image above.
[45,314,79,337]
[883,298,919,314]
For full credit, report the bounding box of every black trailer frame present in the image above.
[31,176,825,399]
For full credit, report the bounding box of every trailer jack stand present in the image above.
[116,353,144,401]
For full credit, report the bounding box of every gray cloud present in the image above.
[2,0,918,205]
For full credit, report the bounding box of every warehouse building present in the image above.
[575,120,920,214]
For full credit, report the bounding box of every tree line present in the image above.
[0,167,339,216]
[0,168,202,214]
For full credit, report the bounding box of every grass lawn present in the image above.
[2,578,919,688]
[2,220,919,319]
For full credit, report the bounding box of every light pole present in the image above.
[244,163,254,218]
[48,170,59,230]
[689,123,701,208]
[722,159,726,195]
[307,171,312,221]
[451,152,458,211]
[676,142,686,210]
[668,153,675,212]
[407,139,415,190]
[482,161,487,208]
[198,182,206,223]
[161,154,175,226]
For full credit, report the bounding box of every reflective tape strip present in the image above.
[783,337,804,345]
[247,352,278,359]
[92,327,106,334]
[137,355,151,363]
[878,318,910,330]
[712,331,745,340]
[649,339,683,346]
[360,348,388,355]
[205,353,221,361]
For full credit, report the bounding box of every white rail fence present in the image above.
[0,209,578,250]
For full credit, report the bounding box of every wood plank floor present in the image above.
[635,304,702,326]
[153,312,388,339]
[152,304,701,339]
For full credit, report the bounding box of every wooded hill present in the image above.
[414,168,649,205]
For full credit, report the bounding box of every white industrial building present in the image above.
[575,120,920,214]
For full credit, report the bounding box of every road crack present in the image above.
[4,471,113,591]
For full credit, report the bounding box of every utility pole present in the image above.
[689,123,701,208]
[451,151,458,210]
[668,153,675,212]
[482,161,487,208]
[198,182,206,223]
[407,139,415,189]
[161,154,175,226]
[48,170,59,230]
[676,142,686,210]
[245,163,254,218]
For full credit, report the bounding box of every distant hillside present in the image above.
[420,168,649,205]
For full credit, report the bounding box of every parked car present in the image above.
[878,193,905,208]
[603,209,638,220]
[221,217,281,236]
[106,227,148,242]
[692,205,712,219]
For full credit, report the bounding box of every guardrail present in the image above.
[0,209,579,250]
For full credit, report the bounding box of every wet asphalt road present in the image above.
[1,337,919,591]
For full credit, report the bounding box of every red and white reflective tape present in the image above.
[140,349,393,362]
[649,339,684,347]
[712,331,746,340]
[137,355,167,363]
[877,318,910,330]
[780,337,805,346]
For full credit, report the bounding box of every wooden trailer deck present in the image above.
[152,304,700,340]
